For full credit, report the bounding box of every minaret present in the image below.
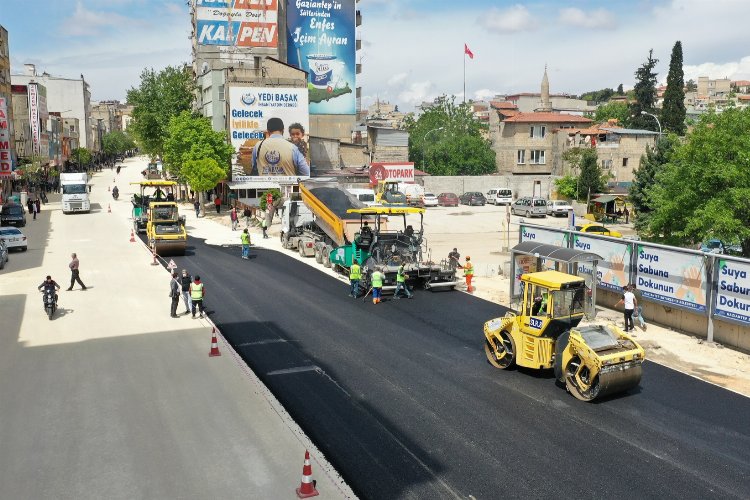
[539,65,552,112]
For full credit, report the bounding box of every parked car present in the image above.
[511,197,547,217]
[1,203,27,227]
[459,192,487,206]
[574,223,622,238]
[0,239,8,269]
[486,188,513,205]
[0,227,27,251]
[546,199,574,217]
[437,192,459,207]
[422,192,439,207]
[700,239,743,255]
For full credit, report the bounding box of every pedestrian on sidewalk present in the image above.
[243,206,252,227]
[214,195,221,214]
[462,256,474,292]
[241,228,251,259]
[349,260,361,297]
[230,206,239,231]
[194,199,201,218]
[35,198,41,217]
[615,285,637,332]
[169,272,181,318]
[67,253,87,291]
[629,283,646,330]
[393,264,412,299]
[261,217,269,238]
[624,206,630,224]
[27,199,35,220]
[180,269,192,314]
[371,267,384,304]
[190,275,205,318]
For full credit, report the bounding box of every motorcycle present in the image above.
[42,289,57,320]
[112,188,119,201]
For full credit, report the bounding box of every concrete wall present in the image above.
[309,114,356,143]
[421,175,555,199]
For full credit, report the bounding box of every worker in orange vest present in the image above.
[463,256,474,292]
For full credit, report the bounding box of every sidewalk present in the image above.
[0,158,354,500]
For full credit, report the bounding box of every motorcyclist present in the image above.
[112,185,119,200]
[38,275,61,304]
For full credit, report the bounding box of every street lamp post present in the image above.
[422,126,444,172]
[640,111,662,137]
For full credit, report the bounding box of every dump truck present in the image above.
[147,202,187,255]
[483,270,645,401]
[280,181,457,294]
[131,180,177,233]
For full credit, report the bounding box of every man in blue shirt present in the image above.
[251,118,310,177]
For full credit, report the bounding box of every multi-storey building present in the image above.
[0,25,14,195]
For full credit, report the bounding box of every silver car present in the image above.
[511,197,547,217]
[0,227,28,252]
[546,200,573,217]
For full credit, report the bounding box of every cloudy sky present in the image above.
[4,0,750,111]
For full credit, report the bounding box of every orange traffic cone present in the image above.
[108,204,111,213]
[295,450,319,498]
[150,246,159,266]
[129,230,135,243]
[209,328,221,357]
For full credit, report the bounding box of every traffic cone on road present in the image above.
[129,229,135,243]
[295,450,319,498]
[209,328,221,357]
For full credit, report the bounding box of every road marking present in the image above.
[266,366,320,376]
[236,339,289,347]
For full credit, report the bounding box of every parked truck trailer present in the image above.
[60,173,90,214]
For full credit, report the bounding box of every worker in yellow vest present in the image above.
[190,275,205,318]
[370,267,384,304]
[393,263,412,299]
[349,260,361,297]
[463,256,474,292]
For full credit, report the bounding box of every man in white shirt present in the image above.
[615,285,638,332]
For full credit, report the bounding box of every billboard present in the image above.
[635,244,707,313]
[714,258,750,325]
[228,86,309,181]
[28,83,40,154]
[0,97,11,179]
[195,0,278,48]
[573,234,631,291]
[369,163,414,185]
[286,0,356,115]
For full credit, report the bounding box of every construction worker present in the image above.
[463,256,474,292]
[261,217,269,238]
[371,267,384,304]
[393,263,412,299]
[190,275,205,318]
[240,228,251,259]
[349,260,361,297]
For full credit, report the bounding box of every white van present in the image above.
[346,188,378,207]
[398,183,426,206]
[486,187,513,205]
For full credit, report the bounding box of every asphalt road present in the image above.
[168,236,750,499]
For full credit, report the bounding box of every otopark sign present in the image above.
[369,162,414,185]
[714,258,750,325]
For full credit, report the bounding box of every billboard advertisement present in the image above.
[195,0,278,48]
[28,83,40,154]
[518,225,569,272]
[286,0,356,115]
[228,86,309,181]
[369,163,414,185]
[0,97,11,179]
[573,234,631,291]
[714,258,750,325]
[635,244,707,313]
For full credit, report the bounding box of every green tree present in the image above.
[577,148,607,200]
[629,49,659,131]
[126,65,194,156]
[685,79,697,92]
[579,88,614,103]
[593,101,631,126]
[554,175,578,199]
[628,134,678,232]
[647,108,750,256]
[616,83,624,95]
[182,158,227,216]
[162,111,234,180]
[662,41,686,135]
[71,147,92,166]
[404,96,495,175]
[102,130,136,155]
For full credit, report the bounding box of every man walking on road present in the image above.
[615,285,637,332]
[371,267,384,305]
[349,260,361,297]
[230,206,239,231]
[261,217,269,238]
[393,264,412,299]
[241,228,251,259]
[214,195,221,214]
[190,275,205,318]
[67,253,87,291]
[169,272,181,318]
[194,199,201,218]
[243,206,252,227]
[180,269,192,314]
[463,256,474,293]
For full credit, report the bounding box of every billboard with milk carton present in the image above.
[286,0,356,115]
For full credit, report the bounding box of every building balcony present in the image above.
[512,163,553,175]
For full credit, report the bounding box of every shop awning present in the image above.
[590,194,621,204]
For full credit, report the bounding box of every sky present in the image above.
[3,0,750,111]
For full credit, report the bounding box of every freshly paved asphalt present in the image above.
[169,235,750,499]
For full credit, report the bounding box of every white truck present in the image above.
[60,173,90,213]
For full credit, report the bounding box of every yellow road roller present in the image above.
[483,270,645,401]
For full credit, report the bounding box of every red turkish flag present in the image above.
[464,43,474,59]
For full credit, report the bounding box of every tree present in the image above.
[616,83,624,96]
[126,65,194,156]
[646,108,750,256]
[102,130,136,156]
[403,96,495,175]
[628,134,678,232]
[579,88,614,103]
[182,158,227,216]
[554,175,578,199]
[662,41,686,135]
[162,111,234,180]
[629,49,659,131]
[577,148,607,200]
[71,147,92,166]
[593,101,631,127]
[685,79,697,92]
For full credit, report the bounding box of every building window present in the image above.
[602,159,613,170]
[530,150,545,164]
[529,125,546,138]
[218,85,225,101]
[622,157,629,167]
[517,150,525,164]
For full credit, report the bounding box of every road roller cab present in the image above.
[484,270,645,401]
